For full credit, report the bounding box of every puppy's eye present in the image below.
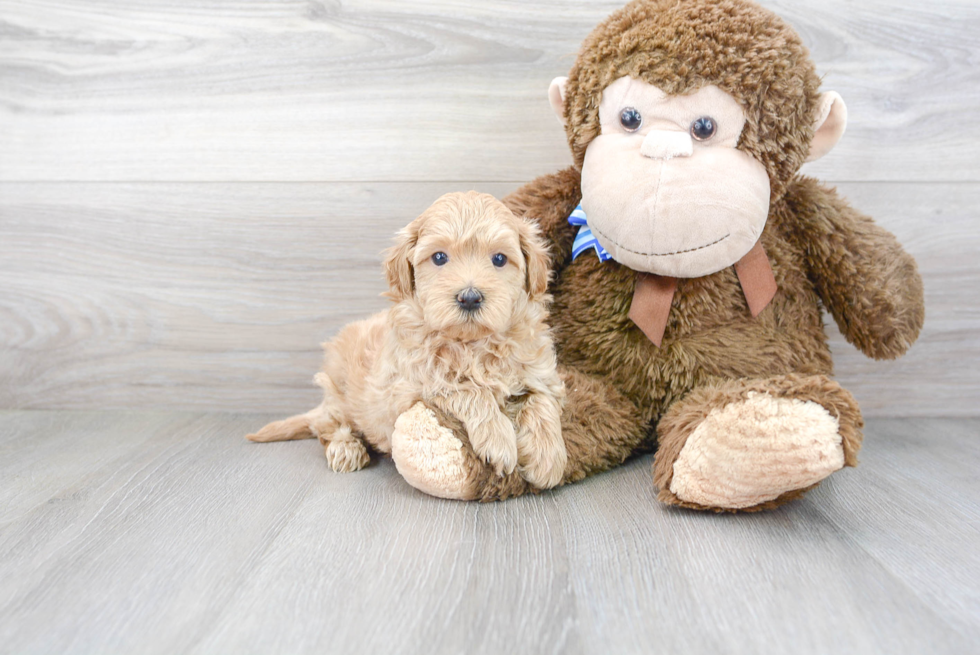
[491,253,507,268]
[691,116,717,141]
[431,252,448,266]
[620,107,642,132]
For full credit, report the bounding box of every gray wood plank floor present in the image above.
[1,412,977,655]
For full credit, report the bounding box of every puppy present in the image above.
[247,191,567,489]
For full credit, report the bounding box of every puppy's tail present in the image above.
[246,412,317,442]
[247,373,343,442]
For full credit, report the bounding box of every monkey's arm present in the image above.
[788,178,924,360]
[503,167,582,272]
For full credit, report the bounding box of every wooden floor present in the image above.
[0,412,977,654]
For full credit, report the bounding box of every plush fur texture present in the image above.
[248,192,568,490]
[654,374,863,512]
[389,0,924,511]
[668,395,845,509]
[392,364,652,502]
[562,0,822,201]
[391,403,474,500]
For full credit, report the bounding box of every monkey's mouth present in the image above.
[590,222,731,257]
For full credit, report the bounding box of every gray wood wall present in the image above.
[2,0,978,415]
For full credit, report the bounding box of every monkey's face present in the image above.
[579,76,771,278]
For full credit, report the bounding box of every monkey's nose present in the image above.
[456,287,484,312]
[640,130,693,160]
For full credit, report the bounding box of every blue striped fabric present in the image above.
[568,204,612,262]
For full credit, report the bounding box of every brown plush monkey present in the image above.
[389,0,924,511]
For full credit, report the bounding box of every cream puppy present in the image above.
[248,192,567,490]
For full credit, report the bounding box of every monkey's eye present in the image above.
[691,117,717,141]
[491,253,508,268]
[431,252,448,266]
[619,107,642,132]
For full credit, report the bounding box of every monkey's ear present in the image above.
[382,218,422,301]
[806,91,848,162]
[517,217,552,301]
[548,76,569,127]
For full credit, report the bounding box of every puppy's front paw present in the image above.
[471,416,519,477]
[516,400,567,489]
[518,437,566,490]
[325,438,370,473]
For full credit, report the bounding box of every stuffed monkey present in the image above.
[389,0,924,511]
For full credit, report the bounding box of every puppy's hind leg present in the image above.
[318,423,371,473]
[247,375,370,473]
[310,374,370,473]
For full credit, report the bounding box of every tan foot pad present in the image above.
[670,392,845,509]
[391,402,477,501]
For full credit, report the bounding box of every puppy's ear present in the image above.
[517,217,552,301]
[383,215,423,301]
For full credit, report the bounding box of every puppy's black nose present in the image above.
[456,287,484,312]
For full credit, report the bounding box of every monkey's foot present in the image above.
[390,403,478,500]
[390,402,533,501]
[654,375,863,512]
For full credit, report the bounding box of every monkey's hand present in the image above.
[792,178,924,360]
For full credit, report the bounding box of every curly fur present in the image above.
[248,192,568,490]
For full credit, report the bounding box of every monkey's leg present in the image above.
[389,366,648,501]
[653,374,863,512]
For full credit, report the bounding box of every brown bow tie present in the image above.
[628,241,777,347]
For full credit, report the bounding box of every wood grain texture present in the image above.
[1,0,978,182]
[2,181,976,415]
[1,0,978,413]
[815,418,980,640]
[0,411,201,522]
[0,411,976,653]
[0,181,512,411]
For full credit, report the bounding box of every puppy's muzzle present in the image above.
[456,287,484,312]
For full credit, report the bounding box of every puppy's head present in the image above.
[383,191,551,339]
